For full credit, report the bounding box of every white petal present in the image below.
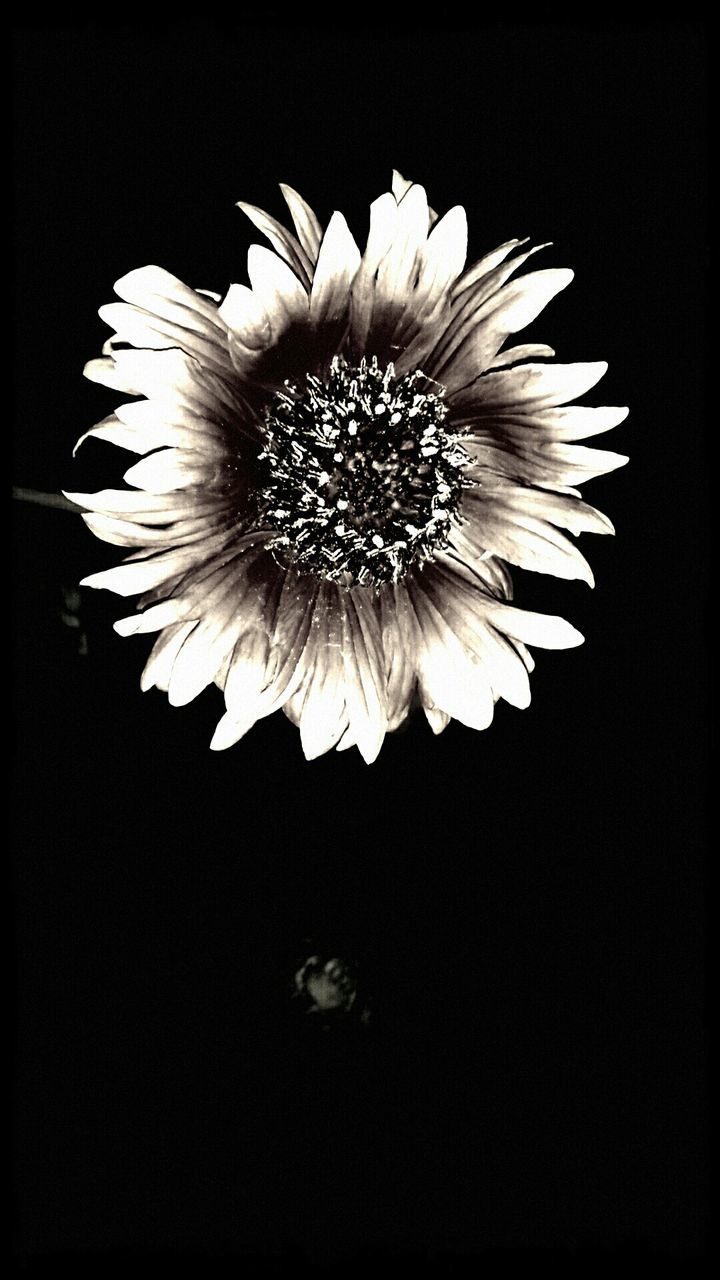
[83,356,144,396]
[466,434,628,489]
[227,574,315,722]
[340,592,388,764]
[452,238,530,300]
[114,599,189,636]
[64,487,228,523]
[460,497,597,584]
[84,347,200,402]
[209,708,260,751]
[487,343,556,370]
[423,565,531,709]
[236,200,313,286]
[309,211,361,324]
[80,549,200,596]
[431,244,550,376]
[98,302,231,376]
[375,183,429,302]
[451,361,608,412]
[424,705,451,735]
[77,398,229,457]
[123,448,222,493]
[468,404,630,441]
[279,183,324,265]
[140,621,198,692]
[335,725,357,752]
[438,268,573,389]
[392,205,469,373]
[348,192,398,352]
[378,587,417,731]
[297,587,348,759]
[112,265,225,334]
[391,169,414,202]
[82,513,187,549]
[217,282,271,351]
[167,605,243,707]
[481,600,584,650]
[246,243,309,330]
[409,584,495,731]
[223,628,271,705]
[418,204,468,300]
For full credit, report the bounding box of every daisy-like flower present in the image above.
[67,171,628,762]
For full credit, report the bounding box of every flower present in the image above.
[67,171,628,762]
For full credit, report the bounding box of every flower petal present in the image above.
[452,237,530,300]
[217,282,272,353]
[465,433,629,490]
[459,487,601,585]
[98,301,232,376]
[309,211,361,326]
[432,244,550,375]
[236,199,313,287]
[340,591,388,763]
[406,579,495,731]
[439,268,573,390]
[279,183,324,266]
[122,447,226,493]
[140,620,198,693]
[348,192,398,355]
[450,360,609,412]
[296,586,348,759]
[467,404,630,441]
[378,585,417,731]
[422,563,531,709]
[486,343,556,370]
[247,243,309,322]
[393,204,469,373]
[113,265,226,334]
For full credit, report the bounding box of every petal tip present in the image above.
[113,616,140,637]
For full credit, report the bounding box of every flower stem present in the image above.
[12,487,78,512]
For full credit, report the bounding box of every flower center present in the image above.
[257,355,470,588]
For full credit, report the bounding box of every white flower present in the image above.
[67,170,628,762]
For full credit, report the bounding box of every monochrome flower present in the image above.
[67,171,628,762]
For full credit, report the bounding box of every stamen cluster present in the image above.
[258,355,470,587]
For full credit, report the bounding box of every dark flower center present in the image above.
[257,355,470,588]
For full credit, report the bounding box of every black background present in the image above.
[12,21,708,1265]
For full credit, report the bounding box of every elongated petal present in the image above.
[378,585,417,730]
[450,360,608,412]
[407,580,495,731]
[422,564,531,709]
[279,183,323,265]
[98,302,232,376]
[465,404,629,441]
[236,199,313,287]
[340,592,388,763]
[113,265,226,333]
[486,343,556,370]
[247,243,309,331]
[459,498,597,585]
[167,599,245,707]
[466,434,629,490]
[348,192,398,355]
[438,269,573,390]
[309,211,361,325]
[140,621,198,693]
[297,586,348,759]
[217,282,271,351]
[452,237,530,300]
[123,447,226,493]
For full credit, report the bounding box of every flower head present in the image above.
[67,171,628,762]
